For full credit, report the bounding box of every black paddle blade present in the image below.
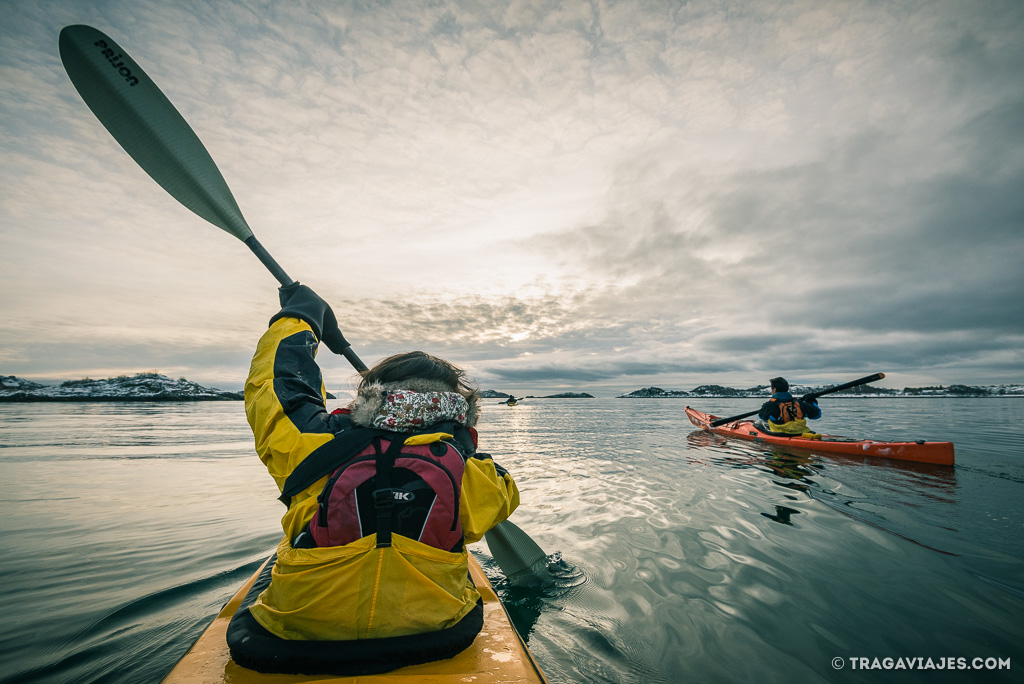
[58,25,253,241]
[485,521,551,587]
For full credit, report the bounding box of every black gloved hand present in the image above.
[800,393,818,404]
[270,283,351,355]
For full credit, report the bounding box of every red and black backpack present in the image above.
[280,414,474,553]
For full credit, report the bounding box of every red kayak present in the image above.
[685,407,954,466]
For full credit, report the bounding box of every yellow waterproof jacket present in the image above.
[767,417,810,434]
[244,318,520,640]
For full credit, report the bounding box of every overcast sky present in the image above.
[2,0,1022,395]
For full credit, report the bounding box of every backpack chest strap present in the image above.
[371,436,408,549]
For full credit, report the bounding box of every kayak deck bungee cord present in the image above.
[685,407,955,466]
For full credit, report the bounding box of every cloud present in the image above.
[2,0,1023,392]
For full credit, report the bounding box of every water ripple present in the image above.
[2,400,1023,683]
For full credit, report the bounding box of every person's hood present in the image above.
[348,378,480,431]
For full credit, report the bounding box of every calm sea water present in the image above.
[1,398,1022,683]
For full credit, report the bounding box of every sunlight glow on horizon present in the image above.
[1,1,1022,393]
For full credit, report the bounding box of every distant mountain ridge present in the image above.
[619,383,1024,398]
[5,374,1020,401]
[1,373,243,401]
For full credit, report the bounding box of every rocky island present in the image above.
[480,390,594,399]
[1,373,243,401]
[619,383,1024,398]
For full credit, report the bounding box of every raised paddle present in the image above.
[58,24,367,374]
[709,372,886,427]
[59,24,549,585]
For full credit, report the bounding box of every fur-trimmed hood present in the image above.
[348,378,480,430]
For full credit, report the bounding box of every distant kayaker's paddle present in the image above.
[709,372,885,427]
[59,23,549,584]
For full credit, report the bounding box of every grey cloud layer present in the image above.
[1,0,1022,392]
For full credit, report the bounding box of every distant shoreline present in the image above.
[617,383,1023,399]
[1,373,243,402]
[0,394,241,402]
[616,394,1023,399]
[4,374,1021,402]
[2,393,1020,402]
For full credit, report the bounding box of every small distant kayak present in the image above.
[162,554,548,683]
[506,399,518,406]
[685,406,954,466]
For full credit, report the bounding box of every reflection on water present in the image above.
[684,429,963,555]
[480,399,1023,683]
[1,399,1022,683]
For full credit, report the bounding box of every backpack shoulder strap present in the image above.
[279,421,386,504]
[431,421,475,458]
[280,420,477,505]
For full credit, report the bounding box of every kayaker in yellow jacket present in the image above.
[757,376,822,434]
[237,283,520,674]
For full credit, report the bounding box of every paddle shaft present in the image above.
[248,238,368,373]
[244,235,367,372]
[243,236,293,287]
[709,372,885,427]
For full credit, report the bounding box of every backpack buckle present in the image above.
[374,488,396,512]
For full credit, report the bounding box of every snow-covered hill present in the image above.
[0,373,242,401]
[619,384,1024,398]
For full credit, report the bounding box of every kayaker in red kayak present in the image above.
[757,377,822,435]
[237,283,521,675]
